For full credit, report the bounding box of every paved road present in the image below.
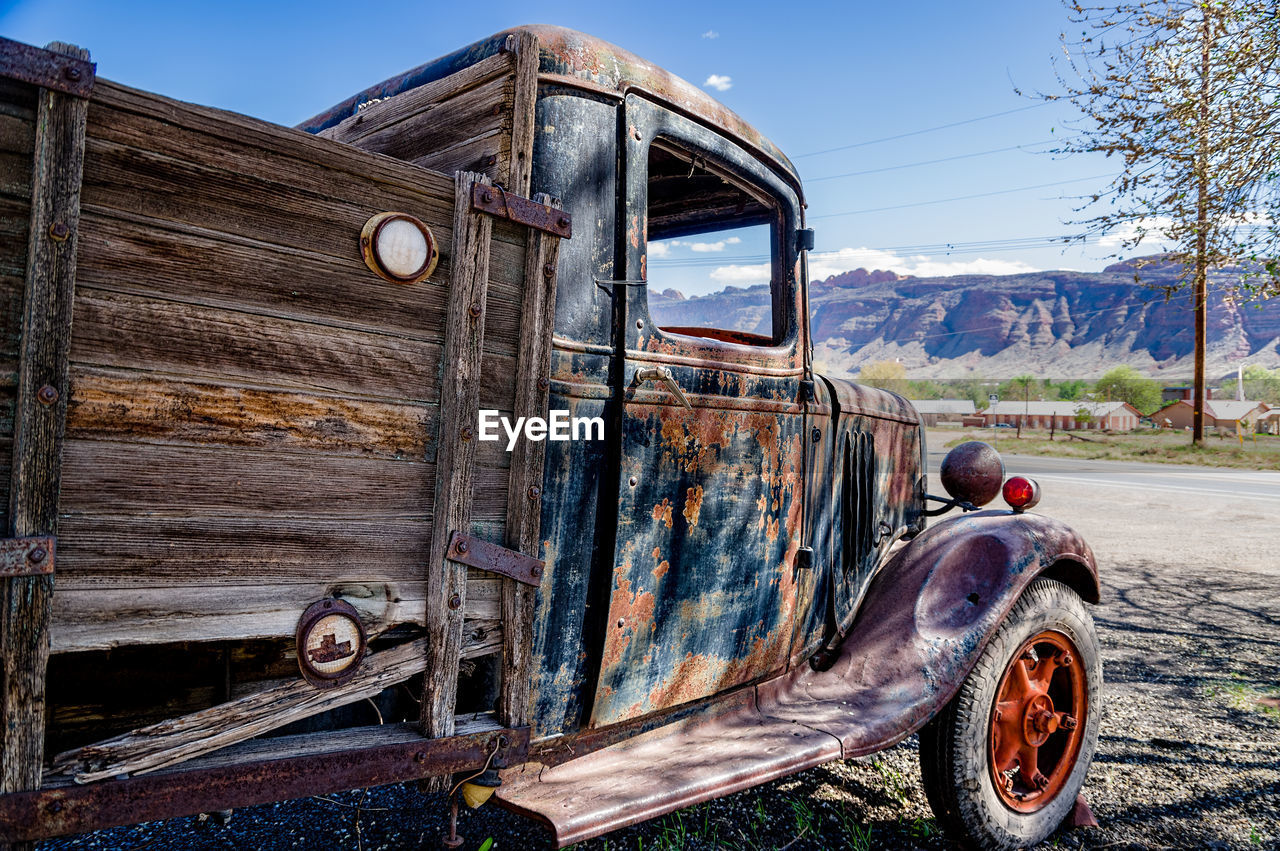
[925,443,1278,577]
[926,447,1280,504]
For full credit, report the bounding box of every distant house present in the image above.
[1258,408,1280,435]
[1150,399,1270,431]
[909,399,976,426]
[981,400,1141,431]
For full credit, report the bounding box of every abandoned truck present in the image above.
[0,25,1101,849]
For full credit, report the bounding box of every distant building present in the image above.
[1161,385,1192,403]
[1150,399,1270,431]
[981,400,1141,431]
[909,399,976,426]
[1259,409,1280,435]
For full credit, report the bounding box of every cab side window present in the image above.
[644,141,784,346]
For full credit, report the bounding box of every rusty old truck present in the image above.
[0,26,1101,849]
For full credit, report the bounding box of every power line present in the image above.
[794,102,1052,159]
[649,234,1099,269]
[806,140,1058,182]
[810,174,1115,219]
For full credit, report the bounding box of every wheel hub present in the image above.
[988,631,1087,812]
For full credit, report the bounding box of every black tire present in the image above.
[919,577,1102,849]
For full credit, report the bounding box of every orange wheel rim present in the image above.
[988,630,1087,812]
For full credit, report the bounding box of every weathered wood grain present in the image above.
[49,629,500,783]
[320,53,511,144]
[0,196,31,278]
[321,52,515,187]
[51,576,501,652]
[1,39,89,802]
[499,194,562,728]
[65,367,436,459]
[508,31,539,197]
[422,172,495,747]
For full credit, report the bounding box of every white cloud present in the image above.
[701,30,719,39]
[806,247,1037,279]
[690,240,732,252]
[707,247,1039,288]
[1097,217,1175,248]
[648,242,672,258]
[710,263,771,285]
[726,236,741,244]
[704,74,733,91]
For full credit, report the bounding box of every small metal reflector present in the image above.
[296,598,367,688]
[1002,476,1042,512]
[361,212,439,283]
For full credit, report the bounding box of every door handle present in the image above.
[633,366,692,409]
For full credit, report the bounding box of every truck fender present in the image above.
[758,510,1097,757]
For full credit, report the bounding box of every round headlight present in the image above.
[939,441,1005,507]
[361,212,439,283]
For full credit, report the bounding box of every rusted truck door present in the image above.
[589,96,808,727]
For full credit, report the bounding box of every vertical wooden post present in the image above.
[1,41,90,815]
[499,195,562,728]
[420,172,493,750]
[507,30,539,199]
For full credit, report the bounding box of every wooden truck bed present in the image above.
[0,34,557,839]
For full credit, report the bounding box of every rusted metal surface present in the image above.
[939,440,1005,507]
[583,93,809,728]
[810,376,925,641]
[447,531,544,587]
[294,598,367,688]
[989,629,1087,812]
[0,36,95,97]
[0,536,54,578]
[470,184,572,238]
[0,727,528,842]
[758,510,1099,759]
[497,689,840,848]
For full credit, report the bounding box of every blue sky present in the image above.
[1,0,1147,295]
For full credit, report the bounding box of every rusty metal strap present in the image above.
[0,536,54,578]
[0,37,95,97]
[470,184,572,239]
[0,726,529,843]
[447,531,544,586]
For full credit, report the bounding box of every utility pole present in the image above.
[1192,4,1211,446]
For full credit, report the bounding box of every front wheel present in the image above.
[919,577,1101,849]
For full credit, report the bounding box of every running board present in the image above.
[495,691,841,847]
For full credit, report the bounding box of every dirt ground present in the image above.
[39,475,1280,850]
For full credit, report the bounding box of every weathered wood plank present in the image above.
[91,79,461,226]
[76,208,454,343]
[321,52,515,187]
[1,39,89,801]
[57,440,513,523]
[50,576,500,653]
[0,196,31,278]
[500,194,562,728]
[320,52,511,145]
[335,77,512,181]
[422,172,495,745]
[49,628,501,783]
[508,31,538,197]
[71,287,440,402]
[65,367,435,459]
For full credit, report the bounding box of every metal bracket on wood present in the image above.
[0,536,54,578]
[0,37,95,97]
[447,531,544,586]
[470,184,572,239]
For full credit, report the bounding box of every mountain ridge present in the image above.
[648,258,1280,379]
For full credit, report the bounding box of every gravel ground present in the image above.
[38,474,1280,850]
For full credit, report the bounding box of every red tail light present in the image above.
[1002,476,1041,512]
